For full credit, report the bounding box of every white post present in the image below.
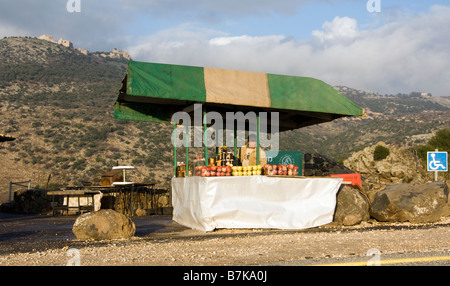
[435,149,439,182]
[9,182,12,204]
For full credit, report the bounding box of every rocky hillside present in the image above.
[1,36,449,202]
[0,36,178,200]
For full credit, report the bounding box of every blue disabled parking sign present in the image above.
[427,151,448,172]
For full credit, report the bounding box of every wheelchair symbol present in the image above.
[428,153,446,171]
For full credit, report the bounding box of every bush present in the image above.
[374,145,390,161]
[415,128,450,163]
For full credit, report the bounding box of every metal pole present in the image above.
[234,121,237,166]
[435,148,439,181]
[203,107,208,166]
[186,126,189,176]
[173,124,177,177]
[9,182,12,204]
[256,112,260,165]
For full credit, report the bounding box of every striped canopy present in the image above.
[114,61,363,131]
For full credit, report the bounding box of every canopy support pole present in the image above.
[173,124,177,177]
[186,126,189,176]
[257,113,260,165]
[234,122,237,166]
[203,106,208,166]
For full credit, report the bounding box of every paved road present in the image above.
[261,251,450,266]
[1,212,449,267]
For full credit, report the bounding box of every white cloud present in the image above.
[312,16,359,44]
[0,21,30,38]
[127,5,450,97]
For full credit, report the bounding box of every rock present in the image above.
[344,142,427,185]
[72,209,135,240]
[443,181,450,217]
[334,185,370,226]
[370,182,449,223]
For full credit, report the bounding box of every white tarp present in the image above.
[172,176,342,232]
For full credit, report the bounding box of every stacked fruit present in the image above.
[196,165,232,177]
[231,165,262,176]
[263,164,299,176]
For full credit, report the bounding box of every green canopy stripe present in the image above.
[113,101,171,123]
[126,61,207,102]
[267,74,363,116]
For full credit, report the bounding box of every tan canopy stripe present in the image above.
[204,67,271,108]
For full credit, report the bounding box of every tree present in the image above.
[415,128,450,162]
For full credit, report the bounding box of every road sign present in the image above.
[427,151,448,172]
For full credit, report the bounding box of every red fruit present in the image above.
[287,164,294,170]
[211,171,216,176]
[211,166,216,171]
[293,165,299,171]
[205,172,210,177]
[226,172,231,176]
[272,165,277,170]
[288,169,293,176]
[206,166,211,172]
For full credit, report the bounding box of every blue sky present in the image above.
[1,0,450,97]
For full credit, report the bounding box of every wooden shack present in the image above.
[100,169,123,186]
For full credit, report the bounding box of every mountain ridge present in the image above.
[1,36,449,201]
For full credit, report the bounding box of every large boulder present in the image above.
[334,185,370,226]
[72,209,135,240]
[370,182,449,223]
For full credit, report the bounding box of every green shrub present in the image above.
[374,145,390,161]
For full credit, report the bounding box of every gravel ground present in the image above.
[1,214,449,266]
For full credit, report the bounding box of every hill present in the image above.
[1,36,449,202]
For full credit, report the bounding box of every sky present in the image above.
[1,0,450,97]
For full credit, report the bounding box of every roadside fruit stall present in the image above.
[113,61,364,231]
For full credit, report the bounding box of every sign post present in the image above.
[427,149,448,181]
